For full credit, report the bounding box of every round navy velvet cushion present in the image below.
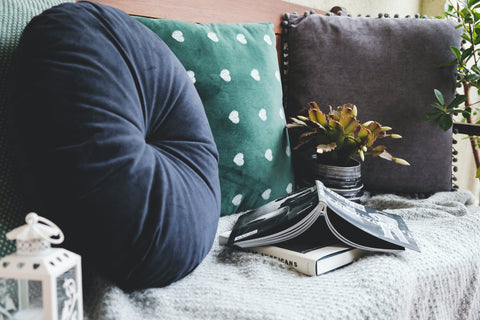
[14,2,220,290]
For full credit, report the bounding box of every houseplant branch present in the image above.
[423,0,480,177]
[462,80,480,170]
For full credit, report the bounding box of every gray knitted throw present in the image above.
[84,190,480,320]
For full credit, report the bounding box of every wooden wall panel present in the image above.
[88,0,324,34]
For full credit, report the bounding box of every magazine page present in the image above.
[232,203,326,248]
[324,208,406,252]
[316,181,420,252]
[274,217,346,252]
[228,186,325,246]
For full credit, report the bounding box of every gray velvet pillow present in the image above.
[283,13,461,194]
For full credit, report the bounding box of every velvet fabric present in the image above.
[135,17,295,216]
[283,14,460,194]
[14,1,220,290]
[0,0,72,263]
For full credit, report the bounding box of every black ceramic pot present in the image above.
[296,154,363,201]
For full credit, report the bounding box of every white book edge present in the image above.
[219,231,365,276]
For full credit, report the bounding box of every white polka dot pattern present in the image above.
[265,149,273,161]
[232,194,243,206]
[207,32,219,42]
[286,183,293,193]
[187,70,196,84]
[229,110,240,124]
[172,30,184,42]
[264,34,273,45]
[250,69,260,81]
[236,33,247,44]
[148,21,295,214]
[275,70,281,82]
[220,69,231,82]
[233,153,244,166]
[262,189,271,200]
[258,108,267,121]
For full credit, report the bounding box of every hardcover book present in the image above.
[219,181,419,276]
[219,229,365,276]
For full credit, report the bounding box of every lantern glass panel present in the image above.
[0,277,43,320]
[57,267,79,320]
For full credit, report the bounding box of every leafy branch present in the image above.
[423,0,480,177]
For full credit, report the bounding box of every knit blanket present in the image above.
[84,190,480,320]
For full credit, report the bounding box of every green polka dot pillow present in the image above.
[135,17,295,216]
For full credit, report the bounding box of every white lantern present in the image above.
[0,213,83,320]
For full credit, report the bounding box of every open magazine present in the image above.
[225,181,420,253]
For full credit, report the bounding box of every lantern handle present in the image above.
[25,212,65,245]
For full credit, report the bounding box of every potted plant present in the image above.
[287,102,409,199]
[423,0,480,178]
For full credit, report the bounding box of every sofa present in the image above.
[1,0,480,319]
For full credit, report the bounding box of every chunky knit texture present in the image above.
[84,190,480,320]
[0,0,72,258]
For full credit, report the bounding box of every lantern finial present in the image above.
[6,212,65,255]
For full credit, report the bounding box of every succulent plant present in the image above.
[286,102,410,167]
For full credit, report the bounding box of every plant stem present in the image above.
[462,81,480,170]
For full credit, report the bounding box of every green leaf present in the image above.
[466,73,480,81]
[461,47,474,62]
[439,59,458,67]
[450,108,469,116]
[327,119,344,141]
[422,111,442,121]
[461,34,473,43]
[472,65,480,74]
[461,8,473,23]
[463,108,472,118]
[357,127,373,146]
[339,114,359,136]
[363,121,383,139]
[476,166,480,179]
[469,0,480,7]
[451,46,462,61]
[439,114,454,131]
[431,102,445,111]
[474,35,480,45]
[434,89,445,105]
[447,94,468,109]
[368,145,387,157]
